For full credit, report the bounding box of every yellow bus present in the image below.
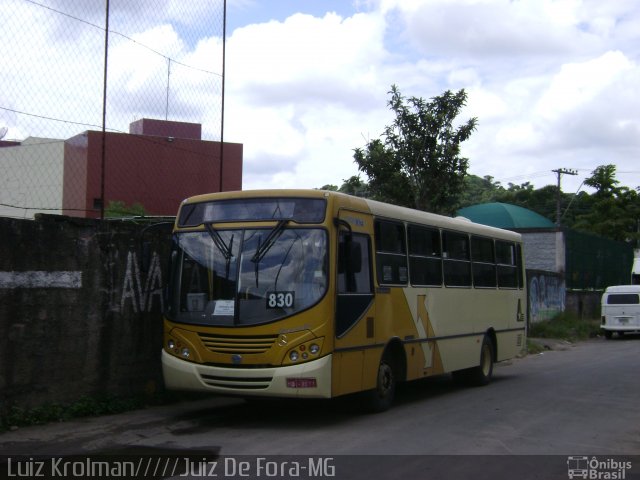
[162,189,526,411]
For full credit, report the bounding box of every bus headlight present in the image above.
[165,332,199,362]
[284,338,324,365]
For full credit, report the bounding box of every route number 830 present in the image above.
[266,291,295,309]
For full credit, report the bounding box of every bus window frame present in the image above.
[374,219,409,286]
[471,235,498,289]
[336,231,374,338]
[496,240,519,289]
[407,224,443,287]
[442,230,472,288]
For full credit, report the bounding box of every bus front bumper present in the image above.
[161,349,333,399]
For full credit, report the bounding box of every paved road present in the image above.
[2,337,640,479]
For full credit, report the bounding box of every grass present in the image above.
[0,391,208,433]
[527,312,602,354]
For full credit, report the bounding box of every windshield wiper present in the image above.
[205,223,233,260]
[251,219,288,264]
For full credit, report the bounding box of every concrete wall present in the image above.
[521,230,565,274]
[0,215,172,412]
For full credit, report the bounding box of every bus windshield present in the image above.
[166,227,328,326]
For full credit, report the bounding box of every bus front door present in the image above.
[332,217,375,397]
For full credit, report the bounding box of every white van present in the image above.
[601,285,640,339]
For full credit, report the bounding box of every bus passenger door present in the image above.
[332,226,375,396]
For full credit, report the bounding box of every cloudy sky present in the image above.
[223,0,640,194]
[2,0,639,196]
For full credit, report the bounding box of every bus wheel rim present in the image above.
[378,363,393,396]
[481,343,492,376]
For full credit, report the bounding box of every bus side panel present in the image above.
[331,351,364,396]
[401,287,525,373]
[362,347,385,391]
[436,336,484,372]
[496,330,526,361]
[332,301,377,397]
[374,289,420,340]
[403,287,480,374]
[460,289,526,362]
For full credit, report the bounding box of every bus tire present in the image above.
[364,352,397,413]
[471,335,495,386]
[454,335,494,387]
[603,330,613,339]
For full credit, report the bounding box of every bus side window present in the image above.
[338,233,372,294]
[471,235,497,288]
[374,220,408,285]
[442,231,471,287]
[336,233,374,338]
[496,240,518,288]
[408,225,442,286]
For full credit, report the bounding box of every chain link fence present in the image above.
[1,0,226,219]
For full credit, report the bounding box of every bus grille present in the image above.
[199,373,272,390]
[198,333,278,354]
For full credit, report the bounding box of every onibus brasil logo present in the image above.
[567,456,632,479]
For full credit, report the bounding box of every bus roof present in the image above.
[362,197,521,241]
[179,189,522,241]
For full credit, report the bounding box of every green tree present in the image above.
[319,175,371,197]
[584,164,620,197]
[354,85,477,215]
[573,165,640,243]
[456,174,504,209]
[338,175,370,197]
[105,200,147,218]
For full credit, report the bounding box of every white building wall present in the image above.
[522,231,566,274]
[0,137,64,218]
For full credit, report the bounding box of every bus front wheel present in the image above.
[363,353,397,413]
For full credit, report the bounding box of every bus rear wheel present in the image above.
[454,335,494,387]
[363,353,396,413]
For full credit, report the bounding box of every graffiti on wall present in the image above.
[529,273,565,323]
[0,271,82,288]
[120,250,164,313]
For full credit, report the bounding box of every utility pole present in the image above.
[219,0,227,192]
[552,168,577,227]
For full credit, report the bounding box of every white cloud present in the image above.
[2,0,639,196]
[224,10,394,189]
[225,0,639,192]
[534,51,633,121]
